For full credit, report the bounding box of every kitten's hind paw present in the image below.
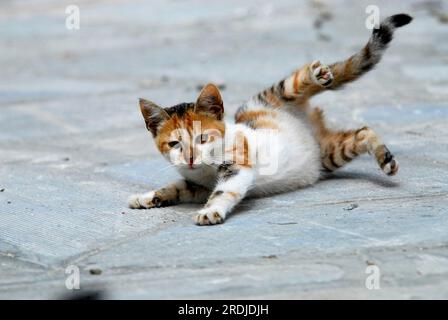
[376,146,399,176]
[194,209,224,226]
[311,60,333,87]
[128,191,160,209]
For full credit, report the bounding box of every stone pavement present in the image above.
[0,0,447,299]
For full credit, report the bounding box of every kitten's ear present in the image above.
[195,83,224,120]
[139,98,170,137]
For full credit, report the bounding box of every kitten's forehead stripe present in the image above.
[164,102,195,117]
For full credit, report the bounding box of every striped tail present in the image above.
[328,13,413,89]
[248,14,413,108]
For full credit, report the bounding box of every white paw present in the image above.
[194,208,224,226]
[311,60,333,87]
[382,158,399,176]
[128,191,159,209]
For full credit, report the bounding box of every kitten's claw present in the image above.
[194,210,224,226]
[311,60,333,87]
[128,191,160,209]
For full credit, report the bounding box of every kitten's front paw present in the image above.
[194,209,224,226]
[128,191,161,209]
[311,60,333,87]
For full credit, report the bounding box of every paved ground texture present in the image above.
[1,0,447,299]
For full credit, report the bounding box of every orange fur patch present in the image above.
[227,191,239,199]
[250,118,279,130]
[235,110,276,123]
[230,131,251,168]
[264,92,283,108]
[293,71,300,93]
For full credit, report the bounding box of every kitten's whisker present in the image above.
[155,163,177,173]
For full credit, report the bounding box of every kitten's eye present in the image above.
[196,133,209,144]
[168,141,180,149]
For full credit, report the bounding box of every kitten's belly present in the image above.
[249,114,321,196]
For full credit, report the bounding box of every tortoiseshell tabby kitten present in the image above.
[129,14,412,225]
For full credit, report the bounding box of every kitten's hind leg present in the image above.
[253,60,334,107]
[128,180,210,209]
[310,108,398,176]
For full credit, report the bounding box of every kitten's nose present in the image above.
[189,156,194,166]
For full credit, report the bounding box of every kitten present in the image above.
[129,14,412,225]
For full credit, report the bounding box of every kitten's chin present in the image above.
[174,163,197,171]
[175,163,210,172]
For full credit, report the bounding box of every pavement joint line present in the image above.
[300,220,386,245]
[289,191,448,209]
[0,87,140,108]
[15,105,81,134]
[61,208,182,267]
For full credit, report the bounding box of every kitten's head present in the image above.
[139,83,225,170]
